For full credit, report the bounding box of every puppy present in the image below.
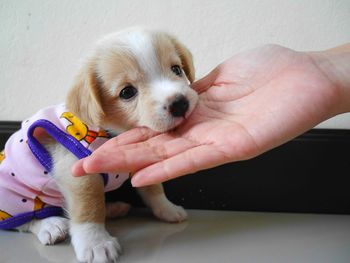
[0,28,198,262]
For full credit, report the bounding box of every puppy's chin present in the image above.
[146,93,198,132]
[153,117,185,133]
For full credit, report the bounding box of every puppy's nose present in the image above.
[169,95,189,117]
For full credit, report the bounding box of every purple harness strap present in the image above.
[27,119,108,185]
[0,119,109,230]
[0,207,64,230]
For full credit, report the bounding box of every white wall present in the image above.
[1,0,350,128]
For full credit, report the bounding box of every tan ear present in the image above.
[66,61,104,126]
[170,36,195,83]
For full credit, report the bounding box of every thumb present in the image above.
[71,159,86,176]
[191,66,220,93]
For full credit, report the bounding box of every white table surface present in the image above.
[1,209,349,263]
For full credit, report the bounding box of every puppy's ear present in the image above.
[66,61,104,126]
[170,37,195,83]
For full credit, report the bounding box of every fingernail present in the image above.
[71,160,85,176]
[131,175,149,187]
[131,176,141,187]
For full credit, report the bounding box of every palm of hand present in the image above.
[75,45,338,186]
[131,45,337,184]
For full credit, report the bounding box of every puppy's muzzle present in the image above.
[169,94,190,117]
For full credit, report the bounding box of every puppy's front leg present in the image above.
[137,184,187,223]
[56,173,121,263]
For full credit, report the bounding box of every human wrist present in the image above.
[308,44,350,114]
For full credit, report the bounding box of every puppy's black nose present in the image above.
[169,95,189,117]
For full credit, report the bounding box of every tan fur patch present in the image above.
[137,184,166,207]
[57,173,106,224]
[0,150,5,164]
[66,60,105,127]
[67,31,195,133]
[62,29,195,225]
[95,48,143,86]
[153,32,195,83]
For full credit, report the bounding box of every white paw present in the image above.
[106,201,131,219]
[36,217,69,245]
[153,202,188,223]
[71,223,121,263]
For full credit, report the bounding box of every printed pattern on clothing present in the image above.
[0,104,129,229]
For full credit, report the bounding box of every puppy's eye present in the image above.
[171,65,182,76]
[119,85,138,100]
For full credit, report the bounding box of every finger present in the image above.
[71,159,86,176]
[71,127,160,176]
[74,142,163,176]
[72,134,198,176]
[131,144,229,187]
[111,126,160,146]
[191,67,220,93]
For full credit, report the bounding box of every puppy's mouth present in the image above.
[144,91,198,133]
[163,93,198,132]
[163,103,194,132]
[168,116,186,131]
[168,94,190,119]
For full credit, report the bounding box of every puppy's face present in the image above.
[67,29,198,133]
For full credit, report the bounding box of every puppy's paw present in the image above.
[34,216,69,245]
[106,201,131,219]
[153,202,187,223]
[71,223,121,263]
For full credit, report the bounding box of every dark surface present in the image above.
[1,121,349,214]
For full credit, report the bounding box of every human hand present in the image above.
[72,44,350,186]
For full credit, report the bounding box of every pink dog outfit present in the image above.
[0,104,129,229]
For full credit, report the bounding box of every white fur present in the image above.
[52,143,125,263]
[93,28,198,132]
[150,78,183,102]
[15,28,195,263]
[22,216,69,245]
[19,143,120,263]
[70,222,121,263]
[139,77,198,131]
[138,188,188,223]
[49,143,79,206]
[126,30,160,78]
[24,133,187,262]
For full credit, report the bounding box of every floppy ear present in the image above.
[66,61,105,126]
[169,36,195,83]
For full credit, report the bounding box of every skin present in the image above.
[72,43,350,187]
